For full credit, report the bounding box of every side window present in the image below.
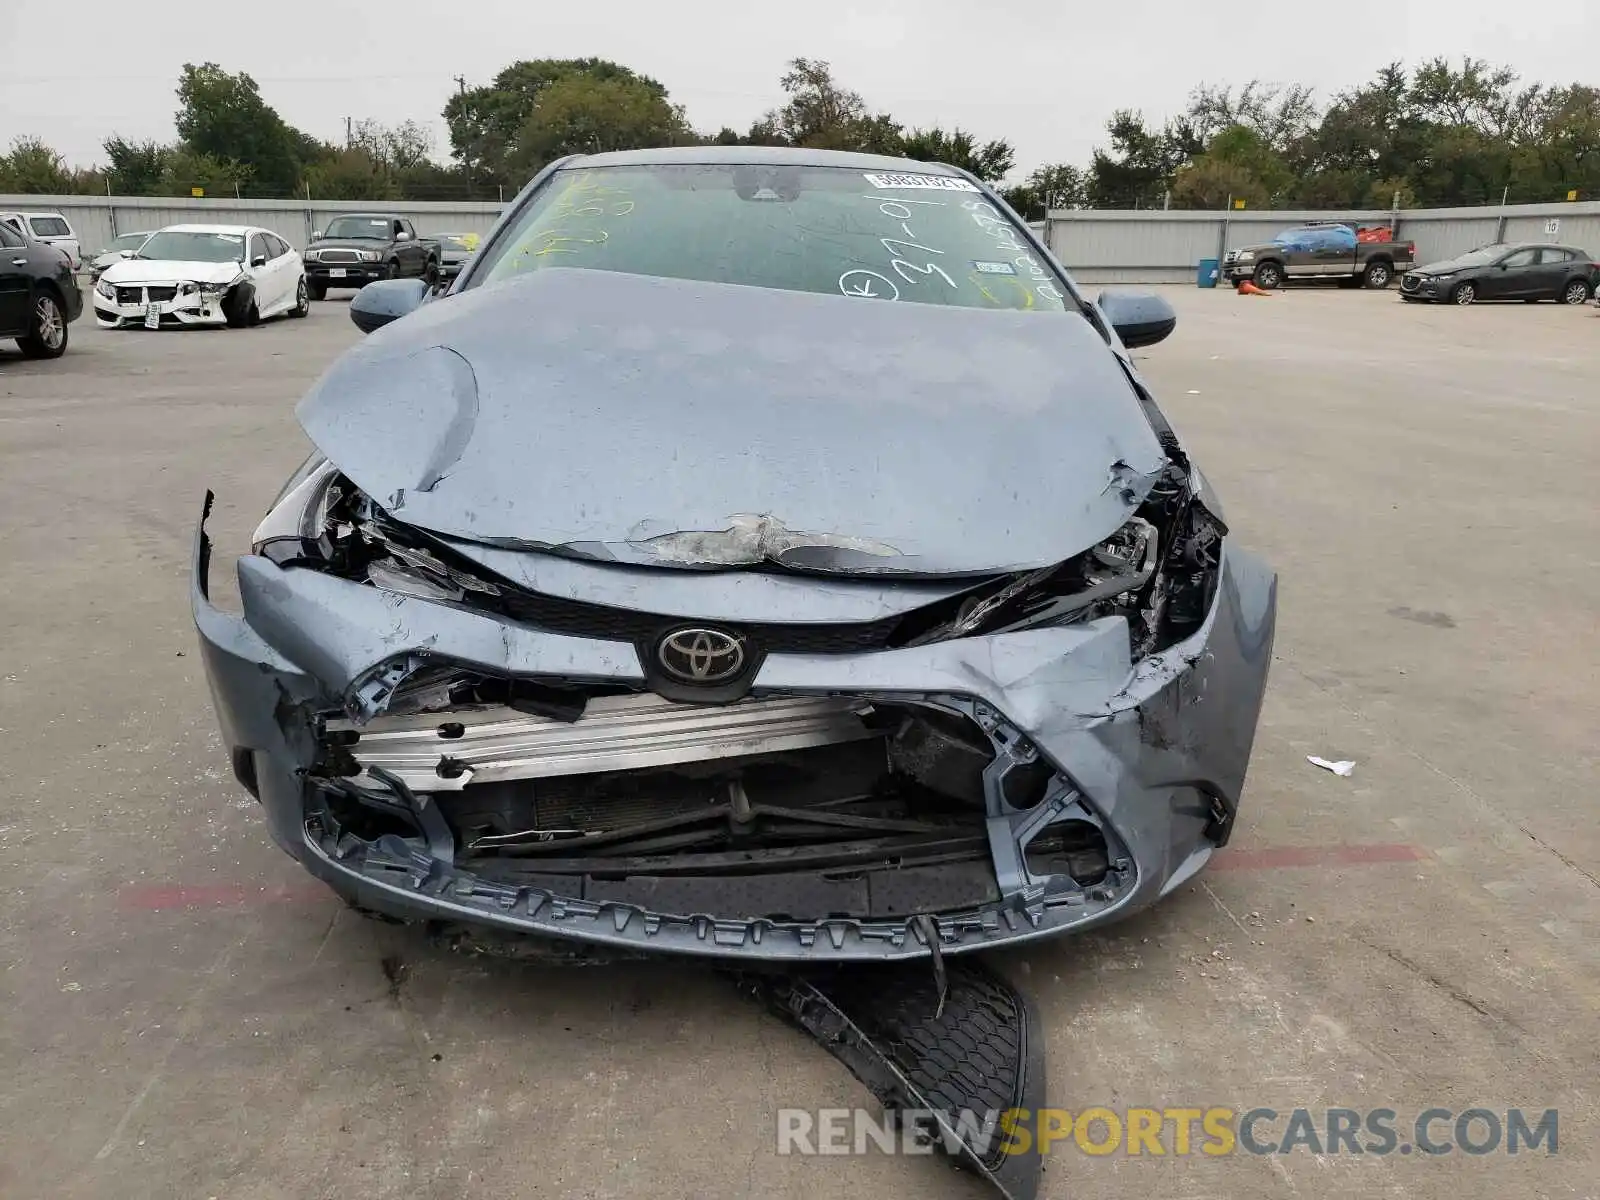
[265,233,288,259]
[1537,248,1572,264]
[1,216,22,234]
[248,234,267,264]
[0,224,24,249]
[1500,249,1537,268]
[29,216,70,237]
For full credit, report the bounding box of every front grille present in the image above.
[115,286,141,305]
[1401,275,1421,292]
[318,249,360,264]
[494,586,912,654]
[146,286,177,303]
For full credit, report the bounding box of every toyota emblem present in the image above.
[656,627,746,684]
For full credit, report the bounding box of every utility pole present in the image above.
[344,116,353,149]
[454,75,473,199]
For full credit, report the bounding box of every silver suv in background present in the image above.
[0,211,82,270]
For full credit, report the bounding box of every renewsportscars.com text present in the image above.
[776,1106,1558,1158]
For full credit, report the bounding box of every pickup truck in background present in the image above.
[1223,222,1415,290]
[302,214,439,299]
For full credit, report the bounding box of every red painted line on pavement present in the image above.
[1212,843,1426,871]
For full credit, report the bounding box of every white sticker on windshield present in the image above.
[862,172,979,192]
[972,260,1017,275]
[216,234,243,243]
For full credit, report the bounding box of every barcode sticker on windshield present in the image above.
[862,172,979,192]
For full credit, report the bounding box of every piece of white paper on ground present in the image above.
[1307,755,1356,777]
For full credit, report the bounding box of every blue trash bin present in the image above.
[1197,258,1220,288]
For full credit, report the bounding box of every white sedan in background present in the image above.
[93,224,309,329]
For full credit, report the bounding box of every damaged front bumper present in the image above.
[94,287,234,328]
[194,495,1276,963]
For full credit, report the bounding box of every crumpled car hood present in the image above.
[298,268,1168,575]
[101,258,242,285]
[1413,257,1476,275]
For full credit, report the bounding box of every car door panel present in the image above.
[0,226,31,334]
[267,236,289,310]
[264,234,289,312]
[1311,229,1356,277]
[1531,249,1568,298]
[254,234,284,312]
[1487,249,1538,299]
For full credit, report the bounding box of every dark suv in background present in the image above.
[0,221,82,359]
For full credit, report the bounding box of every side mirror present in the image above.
[394,230,411,242]
[311,230,323,241]
[119,249,135,259]
[251,254,268,268]
[1098,290,1177,349]
[349,277,429,334]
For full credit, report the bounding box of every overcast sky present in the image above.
[4,0,1595,179]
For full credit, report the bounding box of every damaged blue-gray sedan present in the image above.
[194,147,1277,966]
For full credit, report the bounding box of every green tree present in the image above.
[508,73,691,177]
[103,137,169,195]
[1001,163,1086,219]
[1172,124,1294,208]
[758,58,903,153]
[0,137,73,193]
[350,119,435,171]
[303,147,400,201]
[158,147,253,198]
[175,63,306,194]
[1086,110,1199,207]
[445,59,671,187]
[897,127,1014,181]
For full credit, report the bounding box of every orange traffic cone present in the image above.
[1237,279,1272,297]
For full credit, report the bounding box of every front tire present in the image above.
[1450,281,1477,305]
[290,276,310,318]
[308,280,327,302]
[18,291,68,358]
[1253,261,1285,290]
[385,260,400,280]
[1362,260,1393,289]
[222,285,259,328]
[423,257,440,287]
[1559,278,1591,306]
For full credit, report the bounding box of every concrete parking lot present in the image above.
[2,286,1597,1199]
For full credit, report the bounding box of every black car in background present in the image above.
[1401,243,1598,305]
[0,220,82,358]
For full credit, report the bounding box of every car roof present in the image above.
[157,223,260,235]
[2,209,70,219]
[1499,242,1588,253]
[568,145,971,175]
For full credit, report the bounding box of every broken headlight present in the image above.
[251,459,341,560]
[251,468,501,604]
[903,517,1159,647]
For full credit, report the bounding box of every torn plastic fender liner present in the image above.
[736,959,1045,1200]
